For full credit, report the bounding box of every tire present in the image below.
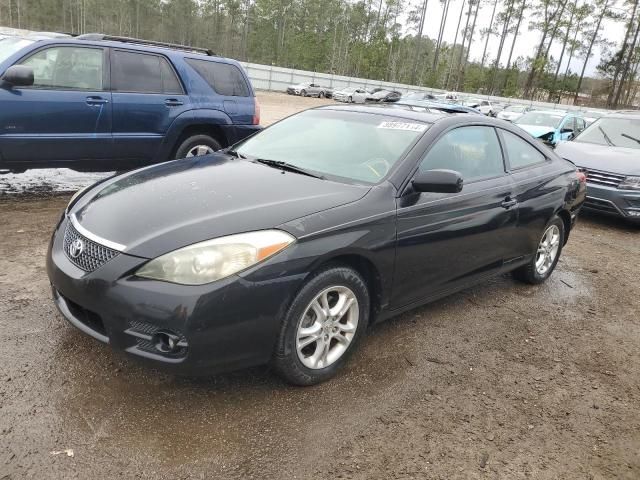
[300,89,307,97]
[348,96,353,103]
[513,216,565,285]
[272,266,370,386]
[174,134,222,160]
[319,91,325,98]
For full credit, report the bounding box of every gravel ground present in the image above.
[1,93,639,479]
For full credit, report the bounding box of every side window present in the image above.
[577,118,586,132]
[185,58,250,97]
[20,46,103,90]
[419,126,504,181]
[501,130,546,169]
[111,50,183,94]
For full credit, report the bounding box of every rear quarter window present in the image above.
[185,58,250,97]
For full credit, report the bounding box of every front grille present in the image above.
[63,222,119,272]
[578,167,626,188]
[584,197,620,214]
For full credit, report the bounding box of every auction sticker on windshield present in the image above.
[378,121,428,132]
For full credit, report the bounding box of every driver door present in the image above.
[392,125,518,309]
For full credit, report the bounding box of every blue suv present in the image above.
[0,34,260,173]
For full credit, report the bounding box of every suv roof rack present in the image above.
[76,34,215,56]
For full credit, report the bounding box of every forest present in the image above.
[0,0,638,107]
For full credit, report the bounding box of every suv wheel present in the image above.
[273,266,370,385]
[174,134,222,159]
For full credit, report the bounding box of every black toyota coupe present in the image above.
[47,105,586,385]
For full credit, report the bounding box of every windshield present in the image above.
[236,109,429,184]
[505,105,526,113]
[404,92,427,99]
[0,37,34,64]
[516,112,564,128]
[574,117,640,150]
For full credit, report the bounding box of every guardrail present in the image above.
[240,61,608,114]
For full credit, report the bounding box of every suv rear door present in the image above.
[110,49,189,163]
[184,58,254,125]
[0,44,112,166]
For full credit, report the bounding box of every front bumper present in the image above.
[582,183,640,222]
[46,217,304,374]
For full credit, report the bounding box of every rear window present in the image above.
[186,58,250,97]
[111,50,183,94]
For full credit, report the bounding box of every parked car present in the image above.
[368,88,401,102]
[555,111,640,223]
[497,105,530,122]
[332,86,369,103]
[402,91,436,101]
[0,34,260,173]
[395,99,482,115]
[515,110,586,147]
[463,98,497,116]
[48,104,585,385]
[286,82,332,98]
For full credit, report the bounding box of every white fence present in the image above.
[240,61,607,114]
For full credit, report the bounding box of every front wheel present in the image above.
[348,96,353,103]
[273,266,370,386]
[319,91,325,98]
[513,216,564,284]
[300,89,307,97]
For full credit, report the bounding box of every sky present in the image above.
[416,0,626,77]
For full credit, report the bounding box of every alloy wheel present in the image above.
[186,145,215,157]
[296,286,359,369]
[535,225,561,276]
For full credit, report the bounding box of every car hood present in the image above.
[71,155,370,258]
[554,141,640,175]
[516,124,556,138]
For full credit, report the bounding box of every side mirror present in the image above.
[2,65,34,87]
[412,169,463,194]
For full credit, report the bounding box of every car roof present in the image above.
[316,104,466,123]
[23,36,243,65]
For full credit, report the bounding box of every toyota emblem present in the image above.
[69,238,85,259]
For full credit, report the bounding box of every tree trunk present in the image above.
[614,9,640,106]
[489,0,515,94]
[608,0,638,106]
[501,0,526,93]
[454,0,474,88]
[480,0,498,69]
[444,0,466,89]
[411,0,429,85]
[574,0,609,104]
[548,3,575,101]
[457,0,480,90]
[433,0,452,72]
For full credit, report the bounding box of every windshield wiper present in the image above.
[254,158,325,180]
[621,133,640,145]
[598,126,615,146]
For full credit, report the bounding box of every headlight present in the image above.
[619,176,640,191]
[136,230,295,285]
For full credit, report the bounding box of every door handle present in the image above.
[86,96,109,105]
[165,99,184,107]
[501,197,518,209]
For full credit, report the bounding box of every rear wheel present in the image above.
[273,266,370,386]
[174,134,222,160]
[513,216,564,284]
[348,96,353,103]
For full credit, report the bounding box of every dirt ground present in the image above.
[1,92,639,479]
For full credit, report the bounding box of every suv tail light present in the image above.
[252,97,260,125]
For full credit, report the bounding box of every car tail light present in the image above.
[252,97,260,125]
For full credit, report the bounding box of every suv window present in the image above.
[185,58,250,97]
[501,130,546,169]
[20,46,103,90]
[419,126,504,181]
[111,50,182,94]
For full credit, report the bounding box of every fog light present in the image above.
[152,330,187,353]
[626,210,640,217]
